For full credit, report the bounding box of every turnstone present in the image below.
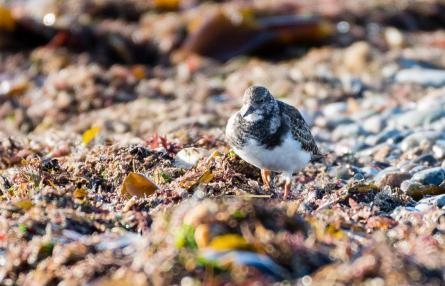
[225,85,322,199]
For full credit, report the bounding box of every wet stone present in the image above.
[412,167,445,186]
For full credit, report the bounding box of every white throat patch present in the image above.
[240,105,263,122]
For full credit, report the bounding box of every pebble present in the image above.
[174,147,210,169]
[375,170,411,188]
[394,68,445,87]
[325,117,355,129]
[362,166,379,177]
[413,154,437,166]
[332,123,366,141]
[397,161,418,173]
[329,165,354,180]
[391,108,445,129]
[344,41,371,73]
[433,140,445,159]
[416,194,445,209]
[411,167,445,186]
[366,129,407,145]
[400,131,443,151]
[363,115,385,134]
[323,102,348,118]
[384,27,405,48]
[104,120,130,133]
[400,180,426,197]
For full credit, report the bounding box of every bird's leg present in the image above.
[284,181,291,199]
[261,169,271,191]
[283,173,292,199]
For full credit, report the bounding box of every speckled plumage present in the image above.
[225,85,322,198]
[226,86,321,160]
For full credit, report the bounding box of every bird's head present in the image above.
[240,86,276,121]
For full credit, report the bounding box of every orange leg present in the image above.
[283,173,292,199]
[284,181,291,199]
[261,169,271,190]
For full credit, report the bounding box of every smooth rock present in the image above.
[433,140,445,159]
[413,154,437,166]
[401,179,424,194]
[417,194,445,209]
[325,117,355,129]
[332,124,366,141]
[174,147,210,169]
[366,128,407,145]
[398,161,417,173]
[363,115,385,133]
[375,171,411,188]
[344,41,371,73]
[394,68,445,87]
[400,131,443,151]
[384,27,405,48]
[329,165,354,180]
[400,179,443,199]
[361,166,379,177]
[341,76,365,97]
[412,167,445,186]
[104,120,130,133]
[415,202,434,212]
[323,102,348,117]
[391,108,445,129]
[409,165,428,174]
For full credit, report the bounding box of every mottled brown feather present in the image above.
[278,101,323,160]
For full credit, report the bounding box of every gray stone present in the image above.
[412,167,445,185]
[174,147,210,169]
[391,108,445,129]
[323,102,347,117]
[332,123,366,141]
[417,194,445,209]
[413,154,437,166]
[362,166,379,177]
[366,128,408,145]
[394,68,445,87]
[325,117,355,129]
[433,140,445,159]
[363,115,385,133]
[329,165,354,180]
[400,131,443,151]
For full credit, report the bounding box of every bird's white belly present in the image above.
[233,133,311,174]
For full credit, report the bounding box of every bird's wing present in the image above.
[279,101,323,160]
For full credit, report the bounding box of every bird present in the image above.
[225,85,322,199]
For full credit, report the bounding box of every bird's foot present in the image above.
[261,169,271,191]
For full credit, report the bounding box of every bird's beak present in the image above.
[241,105,255,118]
